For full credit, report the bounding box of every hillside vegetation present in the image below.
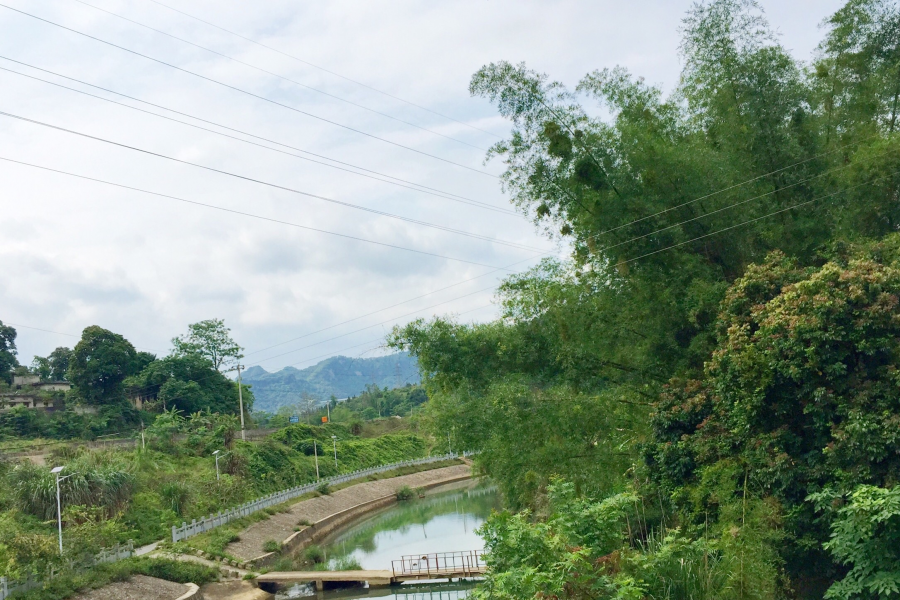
[0,416,432,581]
[391,1,900,598]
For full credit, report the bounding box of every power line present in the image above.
[0,110,543,252]
[71,0,489,152]
[0,155,519,270]
[0,56,516,215]
[143,0,503,140]
[251,283,499,365]
[0,3,498,178]
[621,171,897,266]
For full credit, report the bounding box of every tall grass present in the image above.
[10,454,135,520]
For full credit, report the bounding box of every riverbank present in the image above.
[225,464,472,562]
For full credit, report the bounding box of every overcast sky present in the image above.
[0,0,845,375]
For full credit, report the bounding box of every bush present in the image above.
[159,480,191,517]
[317,482,331,495]
[262,539,281,553]
[304,544,325,564]
[130,557,219,584]
[396,485,415,501]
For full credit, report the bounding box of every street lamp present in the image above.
[213,450,228,481]
[331,435,338,470]
[313,440,320,481]
[50,466,73,555]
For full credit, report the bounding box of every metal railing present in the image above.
[391,550,485,578]
[0,541,133,600]
[172,452,472,543]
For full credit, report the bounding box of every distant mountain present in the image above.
[242,352,420,412]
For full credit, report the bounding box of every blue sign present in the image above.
[289,415,299,423]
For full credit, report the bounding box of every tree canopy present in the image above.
[172,318,243,372]
[391,1,900,597]
[67,326,139,406]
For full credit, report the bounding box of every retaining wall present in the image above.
[248,473,474,568]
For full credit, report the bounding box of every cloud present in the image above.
[0,0,845,367]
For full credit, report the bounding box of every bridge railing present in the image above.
[391,550,485,578]
[172,452,472,543]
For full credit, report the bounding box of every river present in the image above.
[275,479,499,599]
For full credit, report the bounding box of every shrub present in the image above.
[262,539,281,553]
[396,485,415,501]
[317,482,331,495]
[159,480,191,517]
[304,544,325,564]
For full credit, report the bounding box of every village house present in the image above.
[0,375,72,412]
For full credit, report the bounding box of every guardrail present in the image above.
[0,541,133,600]
[391,550,485,578]
[172,451,474,543]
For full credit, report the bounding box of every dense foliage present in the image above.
[391,1,900,597]
[0,417,434,580]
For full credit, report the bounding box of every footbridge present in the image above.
[255,551,485,591]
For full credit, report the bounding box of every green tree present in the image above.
[647,238,900,585]
[0,320,18,385]
[67,326,137,405]
[47,347,72,381]
[30,356,51,381]
[125,353,251,415]
[811,485,900,599]
[172,319,243,372]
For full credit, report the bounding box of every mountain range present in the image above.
[242,352,420,412]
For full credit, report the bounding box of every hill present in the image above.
[242,352,420,412]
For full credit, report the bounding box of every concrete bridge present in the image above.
[256,551,485,591]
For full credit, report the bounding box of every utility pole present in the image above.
[236,364,246,441]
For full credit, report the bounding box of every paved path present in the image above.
[226,464,471,560]
[67,575,190,600]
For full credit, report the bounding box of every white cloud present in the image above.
[0,0,845,369]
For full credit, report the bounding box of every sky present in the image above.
[0,0,846,375]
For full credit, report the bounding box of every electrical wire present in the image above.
[620,170,899,266]
[143,0,503,140]
[0,110,544,252]
[71,0,489,152]
[0,3,498,178]
[0,56,516,215]
[0,155,521,269]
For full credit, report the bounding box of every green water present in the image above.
[274,480,498,599]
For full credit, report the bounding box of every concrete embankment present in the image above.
[224,464,472,563]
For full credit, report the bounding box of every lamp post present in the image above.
[50,466,72,555]
[313,440,320,481]
[331,435,338,470]
[236,364,246,441]
[213,450,224,481]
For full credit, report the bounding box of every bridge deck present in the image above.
[256,567,485,587]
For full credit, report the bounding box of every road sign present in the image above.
[289,415,299,423]
[321,416,328,423]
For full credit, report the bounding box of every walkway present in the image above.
[226,464,472,560]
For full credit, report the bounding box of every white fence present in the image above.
[0,541,133,600]
[171,452,473,543]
